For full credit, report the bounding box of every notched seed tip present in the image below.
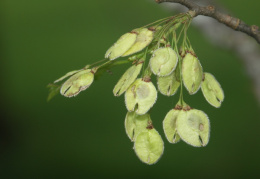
[146,121,154,130]
[142,76,151,82]
[174,105,182,110]
[182,105,192,111]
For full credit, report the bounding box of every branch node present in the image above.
[206,5,215,13]
[188,10,196,18]
[251,25,259,35]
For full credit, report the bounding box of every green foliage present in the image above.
[46,83,61,102]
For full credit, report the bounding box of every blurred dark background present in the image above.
[1,0,260,178]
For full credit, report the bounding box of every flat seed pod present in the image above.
[125,78,157,115]
[134,128,164,165]
[125,112,151,142]
[60,69,94,97]
[150,47,178,77]
[163,109,181,143]
[54,69,82,83]
[157,69,180,96]
[201,72,224,108]
[122,28,154,57]
[105,32,137,60]
[182,53,203,94]
[113,63,142,96]
[176,109,210,147]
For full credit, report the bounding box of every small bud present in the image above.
[105,31,138,60]
[60,69,94,97]
[125,78,157,115]
[201,72,224,108]
[163,109,181,143]
[157,68,180,96]
[149,47,178,77]
[182,53,203,94]
[122,28,154,57]
[113,63,143,96]
[176,109,210,147]
[125,112,151,142]
[54,69,82,83]
[134,128,164,165]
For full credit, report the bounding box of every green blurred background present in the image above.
[1,0,260,178]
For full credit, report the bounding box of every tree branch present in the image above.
[155,0,260,44]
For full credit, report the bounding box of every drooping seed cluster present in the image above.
[48,13,224,165]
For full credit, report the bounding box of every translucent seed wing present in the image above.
[150,47,178,77]
[163,109,181,143]
[60,69,94,97]
[105,32,137,60]
[125,78,157,115]
[176,109,210,147]
[125,79,140,112]
[125,112,151,141]
[54,69,82,83]
[135,81,157,115]
[122,28,154,57]
[201,72,224,108]
[134,128,164,165]
[157,69,180,96]
[182,53,203,94]
[113,63,142,96]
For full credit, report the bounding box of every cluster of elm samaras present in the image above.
[49,13,224,165]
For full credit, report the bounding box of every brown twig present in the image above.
[155,0,260,44]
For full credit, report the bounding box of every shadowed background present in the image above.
[1,0,260,178]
